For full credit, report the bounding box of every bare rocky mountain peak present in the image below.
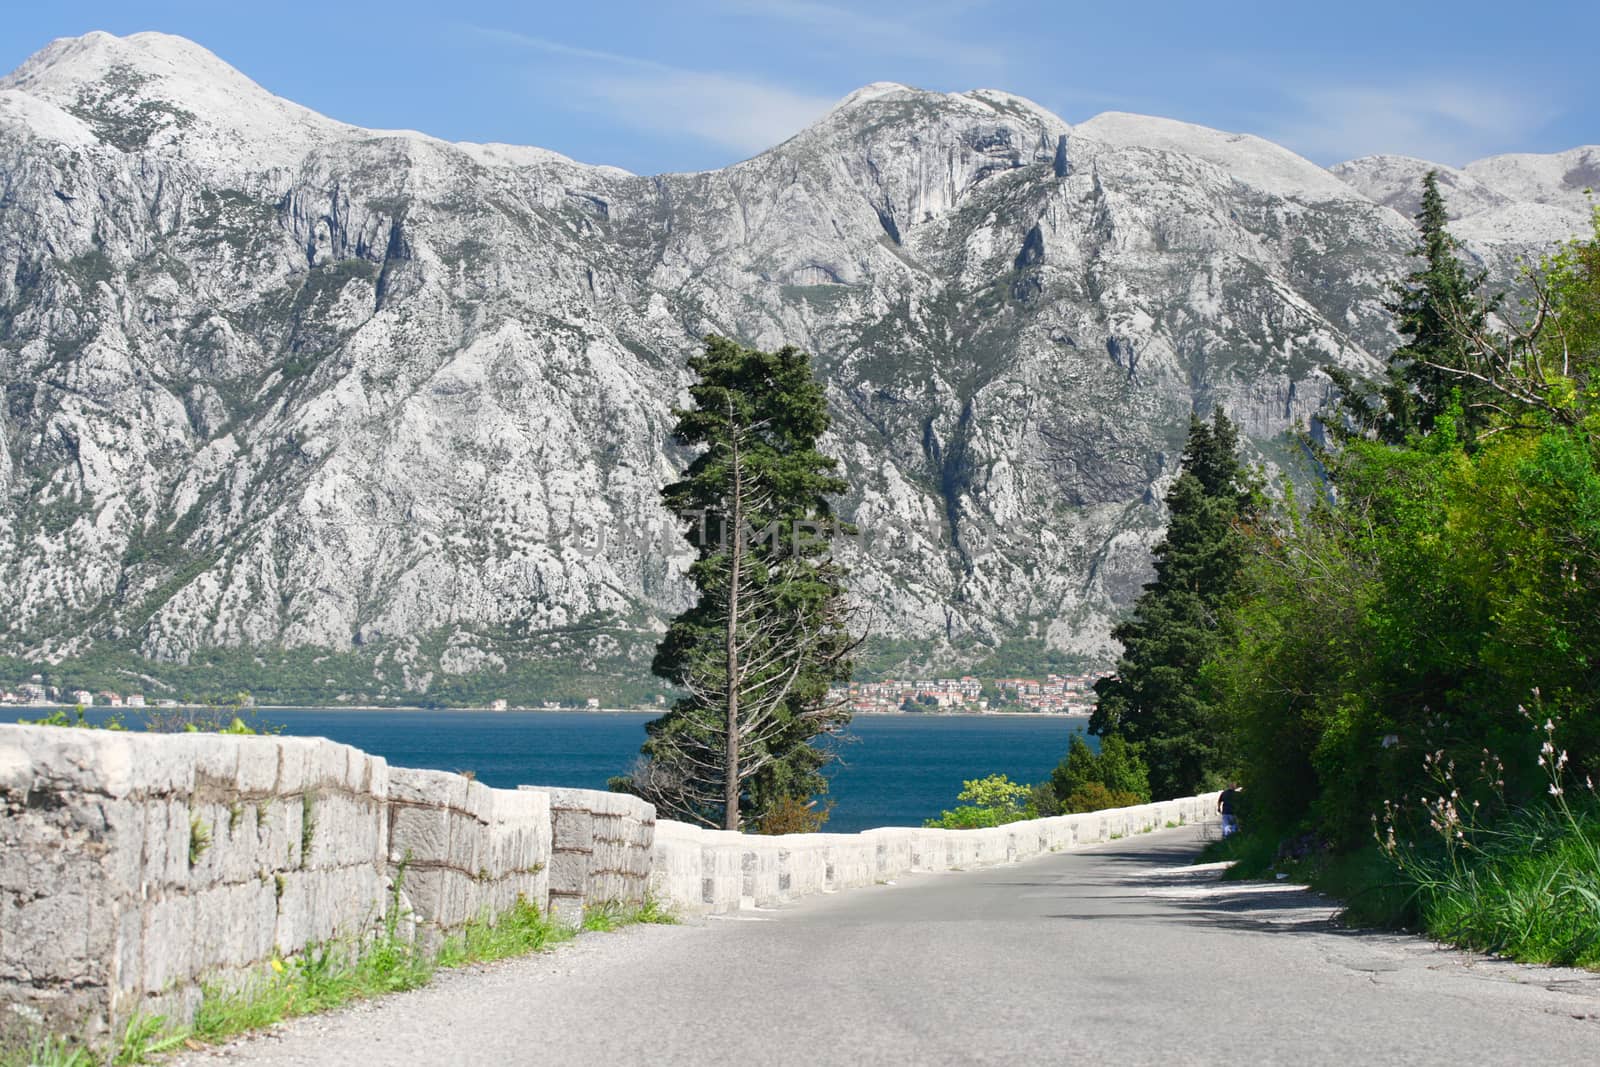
[0,32,1592,696]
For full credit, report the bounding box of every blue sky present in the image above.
[3,1,1595,175]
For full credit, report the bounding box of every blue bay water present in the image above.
[0,708,1093,832]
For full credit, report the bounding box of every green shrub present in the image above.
[1404,802,1600,966]
[17,706,126,731]
[1216,716,1600,968]
[0,1013,187,1067]
[924,773,1035,828]
[1051,735,1150,809]
[1370,723,1600,966]
[1061,782,1146,814]
[754,793,832,835]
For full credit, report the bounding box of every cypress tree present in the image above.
[616,336,853,830]
[1089,409,1253,798]
[1331,170,1492,444]
[1387,169,1492,438]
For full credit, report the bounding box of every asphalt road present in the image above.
[183,825,1600,1066]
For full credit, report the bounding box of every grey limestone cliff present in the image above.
[0,32,1592,697]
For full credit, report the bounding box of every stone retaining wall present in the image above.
[0,726,392,1042]
[0,726,559,1042]
[520,787,654,924]
[388,769,551,951]
[648,793,1220,915]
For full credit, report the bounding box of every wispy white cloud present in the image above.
[576,70,836,158]
[713,0,1001,69]
[1265,81,1554,166]
[467,26,835,159]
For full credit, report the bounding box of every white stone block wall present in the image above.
[0,726,390,1042]
[1,720,1219,1043]
[388,769,551,951]
[645,820,709,911]
[778,840,830,900]
[0,726,569,1041]
[649,793,1219,916]
[520,787,654,924]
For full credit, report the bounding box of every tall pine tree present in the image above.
[1090,409,1253,798]
[616,336,853,830]
[1328,170,1492,443]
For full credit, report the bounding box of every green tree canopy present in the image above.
[615,336,854,829]
[1328,170,1494,444]
[1207,203,1600,847]
[1090,409,1254,798]
[1051,734,1150,813]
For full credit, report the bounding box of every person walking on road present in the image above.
[1217,784,1242,837]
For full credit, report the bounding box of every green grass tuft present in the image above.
[579,897,678,933]
[0,1033,95,1067]
[115,1015,190,1063]
[1,1013,186,1067]
[1195,829,1280,881]
[632,897,678,925]
[191,933,436,1045]
[188,816,211,867]
[434,898,575,968]
[1391,802,1600,967]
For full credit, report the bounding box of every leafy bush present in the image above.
[1060,782,1146,814]
[1051,735,1150,811]
[754,793,832,834]
[1399,801,1600,966]
[1367,714,1600,966]
[1205,210,1600,847]
[1027,780,1061,817]
[18,706,125,730]
[924,773,1036,829]
[16,696,269,737]
[1181,194,1600,967]
[1211,414,1600,845]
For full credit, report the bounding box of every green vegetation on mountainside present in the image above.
[0,615,667,708]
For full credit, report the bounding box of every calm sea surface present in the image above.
[0,708,1093,832]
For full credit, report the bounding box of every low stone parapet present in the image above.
[388,768,550,950]
[2,719,1219,1043]
[648,793,1219,915]
[0,725,390,1042]
[0,725,574,1041]
[519,787,654,923]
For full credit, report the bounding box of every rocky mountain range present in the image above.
[0,31,1594,702]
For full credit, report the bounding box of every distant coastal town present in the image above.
[0,678,170,709]
[832,672,1108,715]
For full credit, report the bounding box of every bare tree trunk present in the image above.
[724,427,743,831]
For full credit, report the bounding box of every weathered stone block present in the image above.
[234,738,280,794]
[390,799,454,870]
[552,810,594,852]
[442,811,482,872]
[185,735,239,791]
[700,842,742,911]
[272,741,312,796]
[140,892,196,993]
[141,798,192,887]
[307,740,351,795]
[390,766,466,810]
[547,850,589,897]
